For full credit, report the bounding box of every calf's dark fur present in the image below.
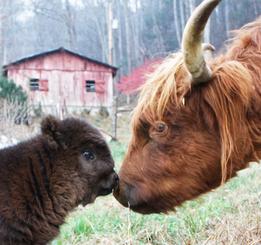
[0,116,118,245]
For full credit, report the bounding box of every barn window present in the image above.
[86,80,96,92]
[29,78,39,91]
[29,79,49,91]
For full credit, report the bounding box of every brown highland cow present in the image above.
[0,116,118,245]
[114,0,261,214]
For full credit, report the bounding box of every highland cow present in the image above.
[0,116,118,245]
[114,0,261,214]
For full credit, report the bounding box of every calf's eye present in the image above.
[83,151,95,161]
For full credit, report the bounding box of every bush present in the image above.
[0,77,30,125]
[0,76,27,104]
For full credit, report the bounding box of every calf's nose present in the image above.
[97,172,119,196]
[112,172,119,189]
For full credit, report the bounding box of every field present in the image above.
[51,141,261,245]
[1,117,261,245]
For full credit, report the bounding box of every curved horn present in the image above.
[182,0,221,83]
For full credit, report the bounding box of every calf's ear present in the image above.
[41,116,66,149]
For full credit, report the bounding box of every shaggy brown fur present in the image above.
[114,18,261,214]
[0,116,118,245]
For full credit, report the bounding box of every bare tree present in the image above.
[224,0,230,37]
[123,1,131,74]
[63,0,77,49]
[173,0,181,45]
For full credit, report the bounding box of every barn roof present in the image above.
[3,47,118,73]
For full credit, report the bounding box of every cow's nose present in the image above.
[113,181,139,207]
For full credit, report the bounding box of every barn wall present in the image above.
[6,52,114,115]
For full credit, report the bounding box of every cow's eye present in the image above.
[83,151,95,161]
[156,123,166,132]
[155,121,168,134]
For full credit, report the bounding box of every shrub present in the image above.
[0,76,27,104]
[0,77,30,125]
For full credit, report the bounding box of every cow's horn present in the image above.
[182,0,221,83]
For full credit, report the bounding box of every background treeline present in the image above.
[0,0,260,77]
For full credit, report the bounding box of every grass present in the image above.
[1,118,261,244]
[51,141,261,245]
[2,115,260,244]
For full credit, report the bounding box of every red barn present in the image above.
[3,47,117,116]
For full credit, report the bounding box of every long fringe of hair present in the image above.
[132,53,190,129]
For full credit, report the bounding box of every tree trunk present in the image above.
[224,0,230,37]
[173,0,181,46]
[116,0,123,69]
[64,0,77,49]
[123,1,131,74]
[107,0,113,64]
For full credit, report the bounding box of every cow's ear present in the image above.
[41,116,66,149]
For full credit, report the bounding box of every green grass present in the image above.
[51,142,261,245]
[109,141,127,171]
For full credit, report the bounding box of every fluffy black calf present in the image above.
[0,116,118,245]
